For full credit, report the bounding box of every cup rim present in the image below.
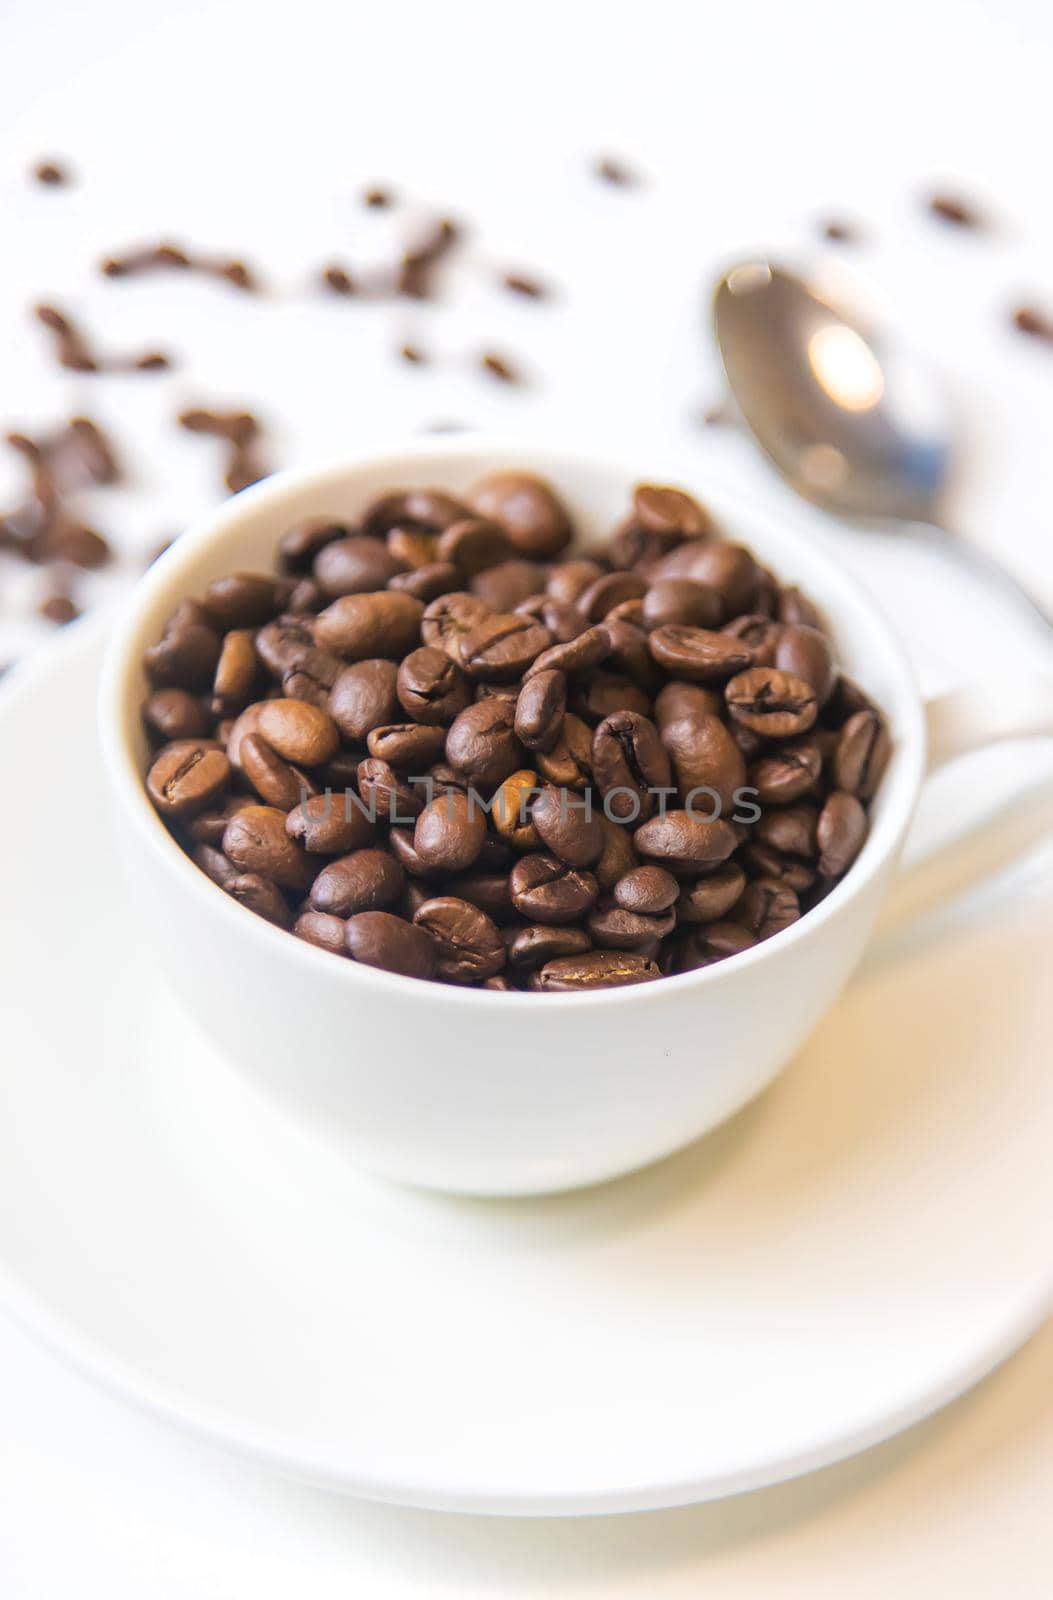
[97,435,927,1011]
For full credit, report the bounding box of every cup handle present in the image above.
[876,676,1053,940]
[925,677,1053,770]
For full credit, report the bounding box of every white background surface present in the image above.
[1,0,1052,1590]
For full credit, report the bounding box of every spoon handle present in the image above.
[917,519,1053,641]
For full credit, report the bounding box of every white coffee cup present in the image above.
[98,439,1053,1195]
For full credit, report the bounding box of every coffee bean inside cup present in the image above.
[140,473,889,989]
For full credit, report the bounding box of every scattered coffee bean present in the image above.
[613,865,679,914]
[820,218,857,243]
[33,159,70,186]
[817,791,868,877]
[398,218,460,299]
[593,156,638,187]
[101,240,259,289]
[362,185,393,209]
[310,848,404,915]
[322,264,356,295]
[345,911,436,979]
[1012,305,1053,343]
[39,592,79,625]
[34,303,171,372]
[294,911,349,956]
[412,896,505,982]
[927,193,982,229]
[534,951,659,991]
[502,271,548,299]
[479,351,520,384]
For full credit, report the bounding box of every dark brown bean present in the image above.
[192,843,238,889]
[834,710,891,799]
[536,712,593,790]
[278,518,350,573]
[532,951,659,991]
[508,924,592,969]
[675,862,747,923]
[397,646,470,725]
[445,697,522,787]
[591,711,672,822]
[309,848,404,915]
[467,471,573,558]
[412,896,505,982]
[256,699,339,765]
[367,723,447,769]
[226,873,293,929]
[756,803,819,860]
[652,540,758,615]
[315,591,424,660]
[817,791,868,877]
[146,739,230,819]
[649,625,752,683]
[443,871,514,921]
[775,624,836,706]
[414,790,487,873]
[642,578,721,632]
[592,814,638,890]
[721,613,783,666]
[510,854,599,924]
[222,805,314,890]
[750,738,823,805]
[671,921,756,972]
[286,791,376,854]
[356,758,423,822]
[547,559,604,605]
[329,659,400,741]
[514,668,566,753]
[436,517,512,575]
[587,901,675,949]
[633,483,712,537]
[531,785,605,866]
[203,573,285,629]
[421,591,492,656]
[240,733,315,811]
[524,623,611,680]
[471,559,547,611]
[142,688,208,742]
[389,562,463,601]
[293,910,349,956]
[362,489,469,538]
[456,613,552,681]
[491,770,541,850]
[314,536,404,597]
[731,877,800,940]
[211,629,258,714]
[143,608,221,690]
[725,667,818,738]
[634,811,739,871]
[577,571,647,622]
[613,865,679,913]
[345,911,436,979]
[659,708,745,812]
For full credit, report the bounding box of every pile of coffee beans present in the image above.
[140,473,890,991]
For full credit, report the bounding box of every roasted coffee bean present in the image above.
[356,757,422,822]
[389,562,463,601]
[293,910,349,956]
[492,770,541,849]
[467,471,573,558]
[471,559,546,611]
[421,591,492,655]
[536,712,593,790]
[397,646,470,725]
[540,598,590,643]
[143,688,208,742]
[309,848,404,915]
[143,607,221,690]
[577,571,647,622]
[414,790,487,873]
[254,617,316,676]
[572,671,652,725]
[314,535,403,597]
[672,921,756,972]
[642,578,721,632]
[210,629,258,714]
[362,489,469,538]
[603,618,661,690]
[659,708,745,812]
[778,586,821,627]
[514,668,566,752]
[436,517,512,575]
[756,803,818,860]
[722,613,782,666]
[456,612,552,681]
[524,622,610,680]
[240,733,315,810]
[412,896,505,982]
[817,791,868,877]
[203,573,285,629]
[533,951,659,991]
[591,711,672,821]
[531,784,604,866]
[367,723,447,769]
[256,698,339,765]
[388,526,439,568]
[345,911,436,979]
[445,696,522,787]
[192,843,238,889]
[592,813,638,890]
[633,483,712,538]
[286,791,375,853]
[587,900,675,949]
[613,865,679,914]
[547,559,604,605]
[775,624,836,706]
[186,794,255,846]
[742,842,816,894]
[146,739,230,819]
[750,738,822,805]
[329,659,400,742]
[226,873,292,928]
[732,877,800,940]
[833,709,891,799]
[508,924,592,969]
[278,517,349,573]
[652,540,757,615]
[675,862,747,923]
[634,811,739,871]
[649,625,752,683]
[725,667,818,738]
[222,805,314,890]
[510,853,599,924]
[315,591,424,660]
[388,826,430,876]
[443,870,514,921]
[654,680,723,725]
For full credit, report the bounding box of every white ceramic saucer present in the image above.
[1,618,1052,1517]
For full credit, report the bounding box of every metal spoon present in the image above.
[712,260,1053,638]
